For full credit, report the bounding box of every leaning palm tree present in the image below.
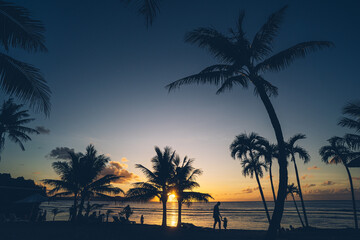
[230,132,271,223]
[319,137,358,229]
[0,1,51,115]
[286,184,304,228]
[166,7,333,238]
[127,146,176,227]
[51,208,64,221]
[259,140,278,202]
[0,98,39,160]
[339,101,360,149]
[172,155,213,227]
[285,134,310,227]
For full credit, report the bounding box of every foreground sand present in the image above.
[0,222,359,240]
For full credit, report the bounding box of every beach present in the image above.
[1,222,359,240]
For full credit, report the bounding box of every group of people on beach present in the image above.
[213,202,227,230]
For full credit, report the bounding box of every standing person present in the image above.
[213,202,222,230]
[140,215,144,225]
[223,217,228,230]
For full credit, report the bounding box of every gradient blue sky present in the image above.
[1,0,359,201]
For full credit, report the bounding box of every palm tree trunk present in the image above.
[162,199,167,227]
[345,165,358,229]
[292,156,309,227]
[177,201,182,227]
[257,86,288,240]
[255,171,271,223]
[77,195,86,217]
[72,193,78,221]
[291,193,304,227]
[269,164,276,202]
[53,215,56,221]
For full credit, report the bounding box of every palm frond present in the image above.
[216,74,249,94]
[257,41,334,72]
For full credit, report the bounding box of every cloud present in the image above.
[46,147,75,160]
[321,181,335,186]
[32,172,40,175]
[307,166,320,170]
[301,174,313,180]
[100,161,139,184]
[121,157,128,162]
[242,187,253,194]
[35,126,50,134]
[353,177,360,181]
[304,184,316,188]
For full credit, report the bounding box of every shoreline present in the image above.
[1,222,359,240]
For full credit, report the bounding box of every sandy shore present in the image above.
[0,222,359,240]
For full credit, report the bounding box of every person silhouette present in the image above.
[223,217,228,230]
[213,202,222,230]
[140,215,144,225]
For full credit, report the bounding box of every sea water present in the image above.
[40,200,360,230]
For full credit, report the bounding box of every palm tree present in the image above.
[230,132,271,223]
[319,137,358,229]
[0,1,51,115]
[123,0,161,27]
[0,98,39,160]
[285,134,310,227]
[43,151,83,221]
[165,7,333,238]
[286,184,304,228]
[51,208,64,221]
[339,102,360,149]
[127,146,176,227]
[259,140,278,202]
[43,145,124,220]
[172,155,213,227]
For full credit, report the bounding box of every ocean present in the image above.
[40,200,360,230]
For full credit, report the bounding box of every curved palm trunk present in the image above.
[257,86,288,240]
[269,164,277,202]
[345,165,358,229]
[255,171,271,223]
[291,193,304,227]
[292,157,309,227]
[177,201,182,227]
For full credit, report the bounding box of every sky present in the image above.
[1,0,360,201]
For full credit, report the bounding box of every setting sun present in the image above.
[168,193,177,202]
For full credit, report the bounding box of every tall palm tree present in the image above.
[259,140,278,202]
[127,146,176,227]
[286,183,304,228]
[319,137,358,229]
[0,98,39,160]
[172,155,212,227]
[285,134,310,227]
[166,7,333,238]
[339,102,360,149]
[230,132,271,223]
[0,1,51,115]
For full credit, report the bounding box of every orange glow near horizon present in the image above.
[168,193,177,202]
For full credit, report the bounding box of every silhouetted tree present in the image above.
[122,0,161,27]
[339,102,360,149]
[166,7,333,238]
[319,137,358,229]
[259,140,278,202]
[230,133,271,223]
[285,134,310,227]
[172,155,212,227]
[127,146,176,227]
[0,98,39,160]
[43,145,123,221]
[286,183,304,228]
[0,1,51,115]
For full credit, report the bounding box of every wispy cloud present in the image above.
[304,184,316,188]
[35,126,50,134]
[307,166,320,170]
[46,147,75,160]
[301,174,313,180]
[32,172,41,175]
[121,157,128,162]
[353,177,360,181]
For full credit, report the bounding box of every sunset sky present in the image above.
[0,0,359,201]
